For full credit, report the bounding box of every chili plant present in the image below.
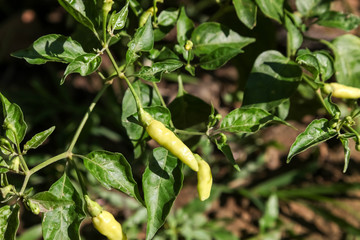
[1,0,360,239]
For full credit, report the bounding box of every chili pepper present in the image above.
[324,83,360,99]
[140,109,199,172]
[85,195,127,240]
[139,7,157,27]
[195,154,212,201]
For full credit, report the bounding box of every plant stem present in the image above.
[67,84,110,153]
[19,151,69,195]
[69,156,88,196]
[105,48,143,111]
[177,74,185,97]
[174,129,205,136]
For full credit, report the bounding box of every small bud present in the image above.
[184,40,193,51]
[9,156,20,173]
[26,200,40,215]
[1,185,14,198]
[102,0,114,16]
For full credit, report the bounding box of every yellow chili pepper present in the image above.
[140,109,199,172]
[324,83,360,99]
[85,195,127,240]
[195,154,212,201]
[92,210,127,240]
[139,7,157,27]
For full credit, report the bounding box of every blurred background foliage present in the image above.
[1,0,360,239]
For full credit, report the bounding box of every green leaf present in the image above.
[83,150,144,205]
[108,2,129,34]
[61,53,101,84]
[177,6,194,46]
[254,0,284,23]
[143,147,184,240]
[259,194,279,233]
[28,192,74,213]
[0,93,12,135]
[191,22,255,56]
[126,16,154,65]
[121,81,162,158]
[158,8,179,27]
[329,34,360,88]
[199,47,243,70]
[148,47,180,61]
[323,94,340,117]
[297,49,334,81]
[57,0,97,33]
[136,60,183,82]
[42,174,85,240]
[214,139,240,171]
[340,138,350,173]
[287,119,337,162]
[168,93,212,131]
[296,52,320,80]
[129,0,142,16]
[242,50,302,111]
[284,13,303,57]
[295,0,331,18]
[317,11,360,31]
[220,107,291,133]
[11,34,86,64]
[23,126,55,153]
[0,204,20,240]
[3,103,27,145]
[233,0,257,29]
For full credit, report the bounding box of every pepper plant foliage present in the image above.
[1,0,360,239]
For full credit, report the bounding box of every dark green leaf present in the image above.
[108,2,129,34]
[317,11,360,31]
[28,192,74,213]
[214,139,240,171]
[295,0,331,18]
[233,0,257,29]
[83,150,144,205]
[177,6,194,46]
[126,16,154,65]
[158,8,179,27]
[254,0,284,23]
[136,60,183,82]
[287,119,337,162]
[220,107,291,133]
[57,0,97,33]
[129,0,142,16]
[199,47,243,70]
[313,50,334,81]
[0,204,20,240]
[4,103,27,145]
[23,126,55,152]
[329,34,360,88]
[168,94,212,131]
[191,22,255,56]
[42,174,85,240]
[142,147,184,240]
[324,94,340,117]
[11,34,86,64]
[243,50,302,111]
[297,49,334,81]
[340,138,350,173]
[148,47,180,61]
[284,13,303,56]
[61,53,101,84]
[296,52,320,79]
